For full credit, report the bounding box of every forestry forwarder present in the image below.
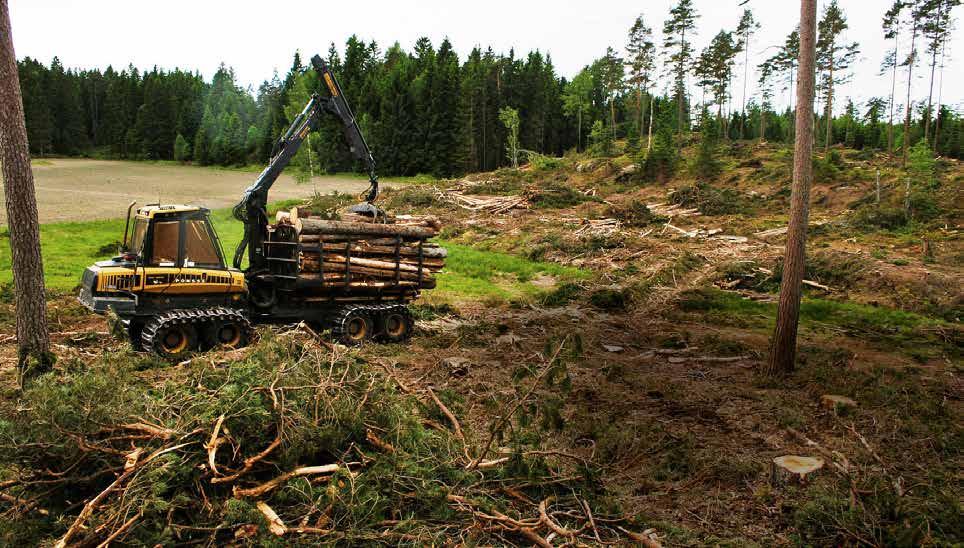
[79,55,417,358]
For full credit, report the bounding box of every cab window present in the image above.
[149,221,180,266]
[129,218,148,255]
[183,220,222,268]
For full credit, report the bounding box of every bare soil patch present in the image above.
[3,159,403,224]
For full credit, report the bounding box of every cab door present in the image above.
[141,217,182,293]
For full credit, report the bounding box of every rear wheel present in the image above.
[205,319,251,349]
[332,307,374,346]
[378,306,414,343]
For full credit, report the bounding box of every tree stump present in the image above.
[770,455,824,486]
[820,394,857,415]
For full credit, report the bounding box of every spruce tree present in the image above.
[625,15,657,141]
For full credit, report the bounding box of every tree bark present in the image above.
[0,0,52,381]
[903,23,918,167]
[647,89,655,151]
[740,31,750,139]
[824,58,834,153]
[923,0,943,145]
[764,0,817,376]
[887,32,899,154]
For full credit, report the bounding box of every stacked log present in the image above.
[277,207,445,298]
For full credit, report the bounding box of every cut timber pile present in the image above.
[647,203,701,217]
[275,207,445,299]
[438,188,529,214]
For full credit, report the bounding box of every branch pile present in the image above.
[0,330,652,546]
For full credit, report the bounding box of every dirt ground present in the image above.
[2,159,403,224]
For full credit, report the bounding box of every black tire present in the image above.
[127,320,145,351]
[204,316,253,350]
[144,321,198,359]
[332,307,374,346]
[377,306,414,343]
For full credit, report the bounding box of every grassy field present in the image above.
[6,159,417,224]
[0,200,586,304]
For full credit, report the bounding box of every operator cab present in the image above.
[122,205,228,271]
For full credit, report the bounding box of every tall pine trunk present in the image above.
[923,0,943,145]
[903,23,918,167]
[765,0,818,376]
[887,32,899,154]
[740,31,750,139]
[824,58,834,153]
[677,27,686,136]
[933,39,947,153]
[647,89,654,151]
[0,0,52,381]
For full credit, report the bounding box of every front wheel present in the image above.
[145,322,198,359]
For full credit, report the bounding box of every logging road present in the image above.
[1,159,406,224]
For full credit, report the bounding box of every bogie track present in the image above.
[330,304,414,346]
[140,308,254,359]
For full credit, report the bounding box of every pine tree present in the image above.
[695,30,738,134]
[882,1,905,154]
[816,0,859,152]
[663,0,699,136]
[625,15,657,144]
[594,47,624,143]
[901,0,924,166]
[735,9,761,139]
[921,0,960,144]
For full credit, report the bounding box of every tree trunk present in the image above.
[740,32,750,139]
[887,33,899,154]
[576,108,581,153]
[933,38,946,154]
[923,0,943,145]
[647,90,654,151]
[824,59,834,153]
[678,27,686,136]
[764,0,817,376]
[0,0,52,382]
[903,24,918,167]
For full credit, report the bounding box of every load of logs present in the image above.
[274,207,446,299]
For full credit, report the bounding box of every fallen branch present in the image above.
[427,387,465,443]
[257,501,287,536]
[54,442,192,548]
[206,415,226,476]
[233,465,341,498]
[210,437,282,484]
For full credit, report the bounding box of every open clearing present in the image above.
[2,159,403,224]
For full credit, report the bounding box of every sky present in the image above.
[8,0,962,116]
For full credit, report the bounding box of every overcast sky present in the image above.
[9,0,962,115]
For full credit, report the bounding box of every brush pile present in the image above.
[274,207,446,298]
[0,331,654,546]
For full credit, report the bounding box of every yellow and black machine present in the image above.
[79,54,420,357]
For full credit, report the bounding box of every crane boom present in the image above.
[233,54,378,270]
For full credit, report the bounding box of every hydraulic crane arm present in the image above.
[232,54,378,270]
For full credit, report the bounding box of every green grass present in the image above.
[677,287,960,361]
[432,241,588,303]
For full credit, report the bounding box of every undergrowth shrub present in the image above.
[670,182,747,215]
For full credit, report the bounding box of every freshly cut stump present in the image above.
[771,455,824,486]
[820,394,857,415]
